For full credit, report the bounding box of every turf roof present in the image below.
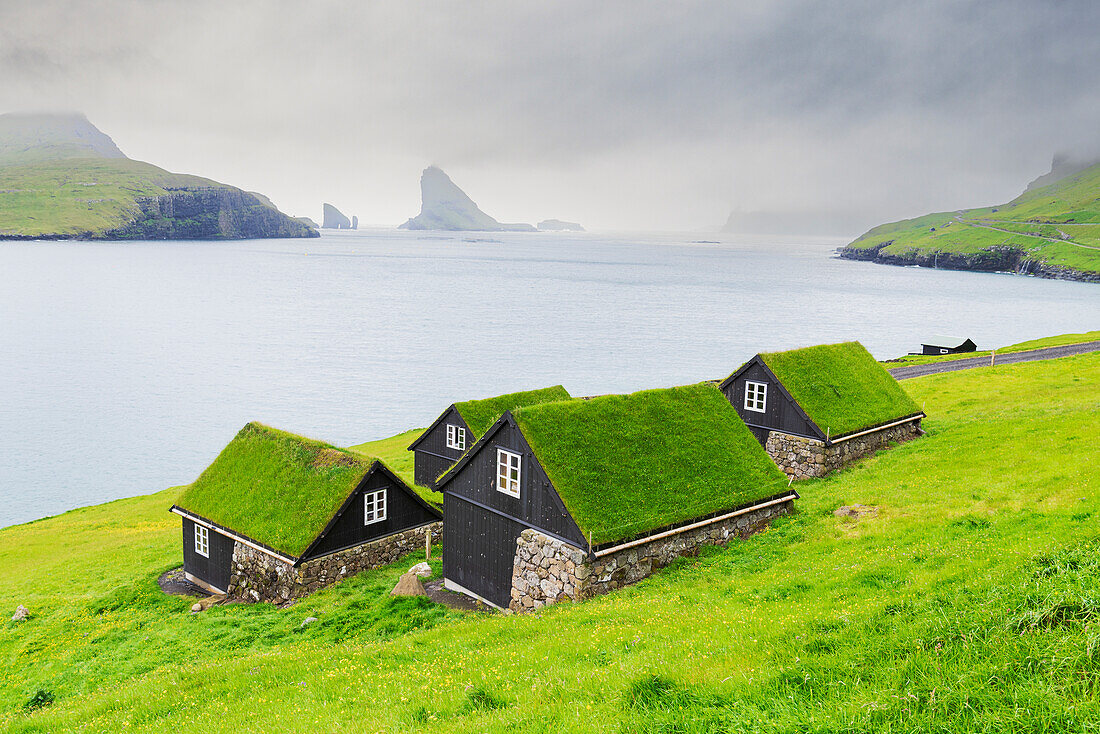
[512,383,788,546]
[453,385,570,438]
[175,423,373,557]
[757,342,922,437]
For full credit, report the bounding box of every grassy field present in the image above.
[1,353,1098,732]
[885,329,1100,366]
[348,428,438,505]
[845,162,1100,275]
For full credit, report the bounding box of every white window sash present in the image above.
[446,424,466,450]
[194,524,209,558]
[496,449,521,497]
[364,489,387,524]
[744,381,768,413]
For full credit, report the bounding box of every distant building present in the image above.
[407,385,570,488]
[720,342,924,479]
[918,336,977,355]
[170,423,440,602]
[435,383,794,611]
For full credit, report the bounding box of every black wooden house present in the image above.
[719,342,924,478]
[434,383,790,609]
[170,423,440,600]
[918,336,977,355]
[407,385,570,487]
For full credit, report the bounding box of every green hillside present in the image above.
[1,350,1097,731]
[0,113,317,240]
[842,162,1100,280]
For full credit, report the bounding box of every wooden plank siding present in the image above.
[721,359,822,444]
[411,406,472,487]
[441,417,588,607]
[182,517,233,592]
[303,465,440,560]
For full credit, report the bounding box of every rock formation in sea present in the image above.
[537,219,585,232]
[400,166,536,232]
[351,215,358,230]
[322,203,353,229]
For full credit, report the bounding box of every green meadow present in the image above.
[884,330,1100,366]
[1,351,1097,732]
[845,162,1100,275]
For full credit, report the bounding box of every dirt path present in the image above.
[889,341,1100,380]
[953,215,1100,251]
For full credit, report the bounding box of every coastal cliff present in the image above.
[840,156,1100,282]
[0,112,318,240]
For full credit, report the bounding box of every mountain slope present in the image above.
[0,113,318,240]
[840,159,1100,281]
[400,166,535,231]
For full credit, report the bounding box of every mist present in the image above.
[1,0,1097,232]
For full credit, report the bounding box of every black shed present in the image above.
[919,336,977,355]
[407,385,570,488]
[435,383,789,610]
[170,423,441,601]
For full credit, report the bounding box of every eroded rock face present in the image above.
[400,166,535,232]
[107,188,320,240]
[322,203,352,229]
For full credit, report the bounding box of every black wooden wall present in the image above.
[412,407,471,487]
[722,361,822,444]
[304,467,440,560]
[182,517,233,592]
[442,418,586,607]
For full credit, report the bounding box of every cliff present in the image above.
[400,166,535,232]
[0,113,318,240]
[839,158,1100,282]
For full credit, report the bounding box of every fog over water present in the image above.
[2,1,1099,231]
[2,230,1097,528]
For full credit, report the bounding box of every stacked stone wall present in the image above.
[227,522,441,604]
[509,499,793,612]
[765,419,921,479]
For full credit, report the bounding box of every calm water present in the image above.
[1,229,1097,527]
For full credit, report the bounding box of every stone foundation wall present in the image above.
[509,498,793,612]
[227,522,441,604]
[765,419,921,479]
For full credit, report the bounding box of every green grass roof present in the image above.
[758,342,922,437]
[453,385,570,438]
[512,384,788,546]
[175,423,373,557]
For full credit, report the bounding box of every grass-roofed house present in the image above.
[434,383,795,612]
[170,423,442,603]
[918,336,977,356]
[407,385,570,488]
[719,342,925,479]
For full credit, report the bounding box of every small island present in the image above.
[537,219,585,232]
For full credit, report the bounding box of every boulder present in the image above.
[409,562,432,578]
[300,616,318,628]
[391,572,427,597]
[11,605,29,622]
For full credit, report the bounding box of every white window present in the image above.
[446,424,466,451]
[939,348,949,354]
[364,489,387,524]
[194,524,209,557]
[744,381,768,413]
[496,449,521,497]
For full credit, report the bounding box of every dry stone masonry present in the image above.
[227,522,441,604]
[765,419,921,479]
[509,497,794,612]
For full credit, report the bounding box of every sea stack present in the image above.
[400,166,535,232]
[322,203,353,229]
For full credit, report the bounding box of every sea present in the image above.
[1,228,1097,528]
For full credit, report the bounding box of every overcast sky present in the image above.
[1,0,1098,232]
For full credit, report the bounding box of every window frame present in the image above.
[744,380,768,413]
[496,448,522,498]
[194,524,209,558]
[364,488,388,525]
[939,348,949,354]
[446,423,466,451]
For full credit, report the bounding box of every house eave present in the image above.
[169,505,299,565]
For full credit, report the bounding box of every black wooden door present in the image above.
[444,500,525,609]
